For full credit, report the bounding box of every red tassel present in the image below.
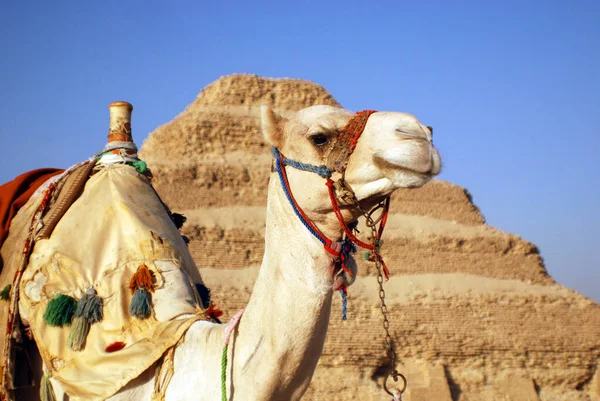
[205,304,223,319]
[105,342,126,353]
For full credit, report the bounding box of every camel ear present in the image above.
[260,105,284,148]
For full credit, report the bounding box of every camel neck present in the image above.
[231,176,337,399]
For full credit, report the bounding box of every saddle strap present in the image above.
[151,343,177,401]
[36,159,97,240]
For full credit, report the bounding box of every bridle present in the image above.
[271,110,407,399]
[271,110,389,281]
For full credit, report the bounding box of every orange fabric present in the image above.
[0,168,64,251]
[107,133,132,142]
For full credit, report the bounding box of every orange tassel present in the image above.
[129,264,155,294]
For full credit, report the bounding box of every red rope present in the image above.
[326,179,374,250]
[326,179,391,280]
[378,197,390,237]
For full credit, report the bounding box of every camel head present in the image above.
[261,105,441,232]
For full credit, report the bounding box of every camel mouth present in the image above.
[373,154,439,181]
[391,164,433,179]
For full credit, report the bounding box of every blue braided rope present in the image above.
[271,147,332,178]
[272,146,352,321]
[283,158,332,178]
[272,148,327,246]
[339,290,347,321]
[339,237,355,322]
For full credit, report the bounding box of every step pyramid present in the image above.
[139,74,600,401]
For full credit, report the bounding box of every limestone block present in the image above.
[498,373,540,401]
[591,368,600,400]
[398,360,452,401]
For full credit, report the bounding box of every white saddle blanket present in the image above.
[18,164,207,400]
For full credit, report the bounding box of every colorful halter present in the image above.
[271,110,391,320]
[325,109,378,173]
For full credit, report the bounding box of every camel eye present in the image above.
[310,134,329,146]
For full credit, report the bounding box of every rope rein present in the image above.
[221,309,244,401]
[339,288,348,321]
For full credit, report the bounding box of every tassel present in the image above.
[40,371,56,401]
[129,265,155,294]
[129,265,155,319]
[195,283,211,309]
[67,288,103,351]
[77,287,103,323]
[44,294,77,326]
[130,160,147,174]
[129,286,152,319]
[105,341,126,353]
[171,212,187,229]
[205,303,223,324]
[0,284,11,301]
[128,160,153,179]
[339,288,348,321]
[67,316,89,351]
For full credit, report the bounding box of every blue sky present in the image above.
[1,1,598,302]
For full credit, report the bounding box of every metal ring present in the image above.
[383,372,407,396]
[365,202,387,227]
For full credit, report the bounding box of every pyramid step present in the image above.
[154,177,485,226]
[202,267,600,391]
[182,207,550,283]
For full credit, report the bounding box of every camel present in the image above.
[2,102,440,401]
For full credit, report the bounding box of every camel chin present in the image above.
[389,169,435,189]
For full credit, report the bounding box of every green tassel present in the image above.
[363,251,371,260]
[130,160,147,174]
[67,316,90,351]
[67,288,102,351]
[40,371,56,401]
[44,294,77,326]
[0,284,11,301]
[129,286,152,319]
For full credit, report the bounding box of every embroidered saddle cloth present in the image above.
[0,167,64,253]
[3,163,208,400]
